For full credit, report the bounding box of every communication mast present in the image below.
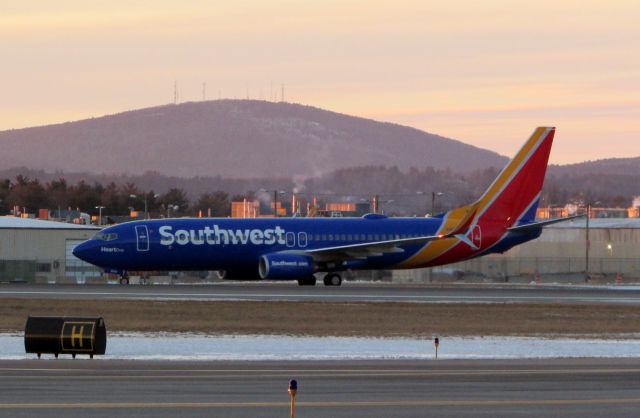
[173,80,177,104]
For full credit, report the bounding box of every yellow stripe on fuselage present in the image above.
[399,202,478,268]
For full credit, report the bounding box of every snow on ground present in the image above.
[3,333,640,360]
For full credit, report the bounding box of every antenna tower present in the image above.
[173,80,177,104]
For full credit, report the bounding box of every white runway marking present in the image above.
[1,289,639,304]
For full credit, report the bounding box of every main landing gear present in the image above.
[297,273,343,286]
[119,274,130,285]
[297,277,316,286]
[323,273,342,286]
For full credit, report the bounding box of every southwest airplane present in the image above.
[74,127,576,286]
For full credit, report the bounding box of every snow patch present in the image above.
[5,333,640,361]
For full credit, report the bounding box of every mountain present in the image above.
[0,100,508,178]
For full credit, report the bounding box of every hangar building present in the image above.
[0,217,100,283]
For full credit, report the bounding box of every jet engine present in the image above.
[258,253,315,280]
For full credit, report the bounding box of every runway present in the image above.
[1,282,640,304]
[2,358,640,417]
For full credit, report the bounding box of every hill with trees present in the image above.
[0,100,508,178]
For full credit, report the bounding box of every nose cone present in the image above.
[72,241,96,264]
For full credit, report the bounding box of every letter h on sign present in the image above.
[71,325,84,348]
[61,321,94,352]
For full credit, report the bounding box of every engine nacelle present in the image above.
[259,253,315,280]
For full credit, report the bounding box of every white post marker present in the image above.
[434,337,440,359]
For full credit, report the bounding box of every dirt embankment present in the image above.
[3,298,640,337]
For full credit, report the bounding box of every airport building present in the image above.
[0,217,100,284]
[393,219,640,283]
[230,198,371,218]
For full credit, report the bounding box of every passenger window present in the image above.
[340,234,346,241]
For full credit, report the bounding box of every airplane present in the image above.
[73,127,578,286]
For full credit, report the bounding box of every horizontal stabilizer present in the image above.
[507,215,584,232]
[454,233,479,250]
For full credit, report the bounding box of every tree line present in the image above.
[0,164,638,219]
[0,175,231,218]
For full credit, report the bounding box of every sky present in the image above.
[1,0,638,164]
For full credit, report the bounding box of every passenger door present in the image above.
[135,225,150,252]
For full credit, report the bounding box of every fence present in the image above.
[1,259,103,284]
[3,256,639,284]
[393,256,640,283]
[0,259,217,284]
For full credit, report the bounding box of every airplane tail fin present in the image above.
[470,126,554,227]
[436,127,555,238]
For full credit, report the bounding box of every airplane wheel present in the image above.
[324,273,342,286]
[331,274,342,286]
[119,276,130,285]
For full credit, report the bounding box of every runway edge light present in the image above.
[288,379,298,418]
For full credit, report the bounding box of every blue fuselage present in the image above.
[73,216,538,275]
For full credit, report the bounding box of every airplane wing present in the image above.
[303,234,449,262]
[303,215,582,263]
[507,215,584,232]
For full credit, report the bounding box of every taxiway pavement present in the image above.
[1,358,640,417]
[1,282,640,304]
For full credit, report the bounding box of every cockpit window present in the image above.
[93,232,118,241]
